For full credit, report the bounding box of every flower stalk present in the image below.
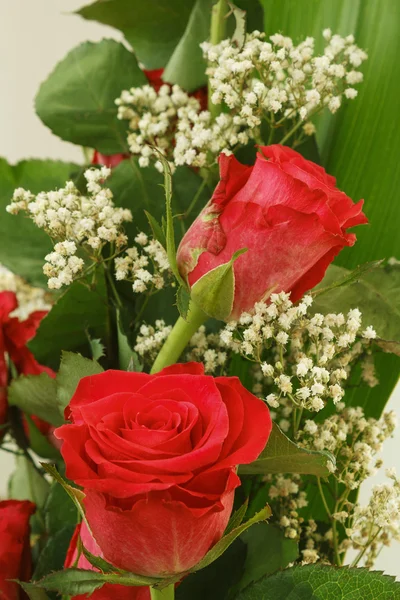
[150,300,208,373]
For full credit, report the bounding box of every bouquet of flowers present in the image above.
[1,1,400,599]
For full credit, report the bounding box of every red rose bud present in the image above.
[65,522,150,600]
[177,145,368,320]
[56,363,271,576]
[0,500,35,599]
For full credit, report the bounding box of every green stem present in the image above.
[150,585,175,600]
[150,300,208,373]
[279,120,305,146]
[208,0,229,118]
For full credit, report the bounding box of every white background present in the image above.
[0,0,399,576]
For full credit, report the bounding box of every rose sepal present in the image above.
[27,504,271,596]
[190,247,248,321]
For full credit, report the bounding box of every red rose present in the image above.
[0,499,35,599]
[55,363,271,576]
[91,151,129,169]
[0,291,54,436]
[176,145,367,320]
[65,522,149,600]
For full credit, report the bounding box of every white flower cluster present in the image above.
[348,470,400,567]
[134,320,172,361]
[7,168,132,289]
[115,232,170,294]
[219,292,377,413]
[186,325,227,373]
[116,84,200,172]
[0,264,52,319]
[263,472,307,540]
[116,30,366,170]
[203,29,366,129]
[300,408,397,490]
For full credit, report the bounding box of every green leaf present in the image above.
[88,337,105,361]
[145,210,166,248]
[76,0,196,69]
[236,564,400,600]
[225,500,249,535]
[191,248,248,321]
[231,524,299,596]
[9,456,50,509]
[41,463,86,524]
[0,158,79,286]
[191,505,271,573]
[313,263,400,342]
[44,481,78,535]
[239,422,335,477]
[312,261,383,297]
[81,545,123,575]
[24,415,60,459]
[35,40,146,153]
[176,285,191,320]
[33,525,76,580]
[29,272,108,370]
[117,310,135,370]
[231,3,247,49]
[163,0,214,91]
[56,351,104,415]
[8,372,62,427]
[17,583,50,600]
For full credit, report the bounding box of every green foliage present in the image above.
[23,416,60,459]
[33,526,76,580]
[235,564,400,599]
[163,0,214,91]
[76,0,196,69]
[313,263,400,342]
[192,505,271,573]
[44,481,78,535]
[240,423,335,477]
[0,158,78,286]
[29,272,108,370]
[35,40,146,153]
[56,351,103,415]
[17,583,50,600]
[8,373,62,427]
[108,159,209,240]
[231,524,298,596]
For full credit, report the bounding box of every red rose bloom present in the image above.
[65,522,149,600]
[0,500,35,599]
[0,291,54,434]
[176,145,368,320]
[56,363,271,576]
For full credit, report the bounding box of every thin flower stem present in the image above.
[279,120,305,146]
[317,477,332,519]
[104,263,123,309]
[150,584,175,600]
